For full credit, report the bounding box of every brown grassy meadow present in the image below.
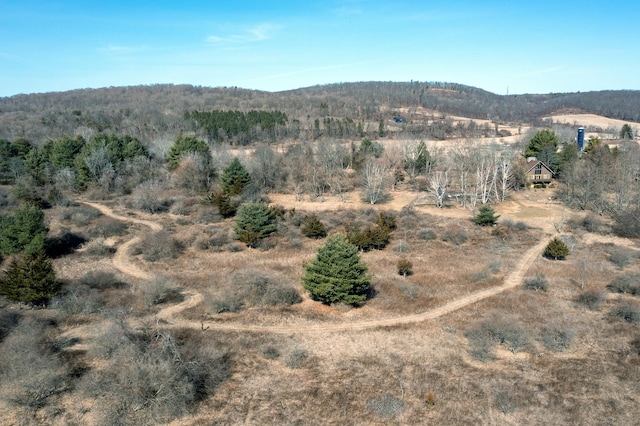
[1,187,639,425]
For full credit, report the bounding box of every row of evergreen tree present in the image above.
[185,109,288,144]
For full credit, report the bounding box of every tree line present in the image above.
[185,109,288,145]
[2,83,639,146]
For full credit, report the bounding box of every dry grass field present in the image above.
[2,186,639,425]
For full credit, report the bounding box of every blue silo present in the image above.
[577,127,585,151]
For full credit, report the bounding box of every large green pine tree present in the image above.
[166,134,210,170]
[0,250,60,305]
[302,234,371,305]
[233,202,276,247]
[221,157,251,196]
[0,203,48,257]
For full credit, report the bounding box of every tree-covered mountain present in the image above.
[1,82,638,145]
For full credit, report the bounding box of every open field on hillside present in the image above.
[545,113,639,131]
[2,186,639,425]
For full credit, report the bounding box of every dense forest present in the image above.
[1,82,639,145]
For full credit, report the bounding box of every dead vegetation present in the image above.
[1,190,639,425]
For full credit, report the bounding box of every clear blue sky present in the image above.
[1,0,638,97]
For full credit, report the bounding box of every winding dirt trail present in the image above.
[83,201,162,280]
[82,200,554,334]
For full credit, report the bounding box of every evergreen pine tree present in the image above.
[473,205,500,226]
[233,202,276,247]
[0,250,60,305]
[209,190,238,218]
[0,203,48,257]
[301,214,327,239]
[302,235,371,304]
[544,237,570,260]
[166,134,209,170]
[221,157,251,196]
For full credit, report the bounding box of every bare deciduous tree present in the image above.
[430,169,449,208]
[363,159,387,204]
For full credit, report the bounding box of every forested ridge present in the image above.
[1,82,639,145]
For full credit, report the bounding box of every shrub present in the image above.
[469,269,490,283]
[368,392,404,419]
[544,237,569,260]
[465,313,529,359]
[132,180,171,213]
[502,218,528,232]
[143,276,181,307]
[262,346,281,359]
[52,283,104,315]
[608,247,637,270]
[285,349,308,369]
[79,270,126,290]
[581,213,608,234]
[197,207,223,224]
[302,234,371,305]
[225,242,244,252]
[541,323,573,351]
[66,207,103,227]
[441,226,468,245]
[135,231,184,262]
[195,227,230,251]
[606,273,640,296]
[392,239,411,253]
[397,259,413,277]
[474,204,500,226]
[611,302,640,323]
[210,288,245,313]
[612,207,640,238]
[523,274,548,292]
[86,219,128,239]
[0,318,69,409]
[575,290,606,310]
[375,211,397,230]
[83,239,116,256]
[344,222,391,251]
[214,268,301,311]
[301,214,327,239]
[487,260,502,273]
[417,228,437,241]
[494,391,516,414]
[82,323,228,425]
[262,284,303,306]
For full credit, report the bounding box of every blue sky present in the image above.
[1,0,638,97]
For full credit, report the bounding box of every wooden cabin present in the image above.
[525,158,554,186]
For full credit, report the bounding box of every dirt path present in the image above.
[83,201,161,280]
[186,236,550,334]
[81,200,554,334]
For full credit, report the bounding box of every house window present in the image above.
[535,163,542,174]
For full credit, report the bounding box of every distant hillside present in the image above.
[1,82,638,144]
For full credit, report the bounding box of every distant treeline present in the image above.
[1,82,639,145]
[185,110,288,144]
